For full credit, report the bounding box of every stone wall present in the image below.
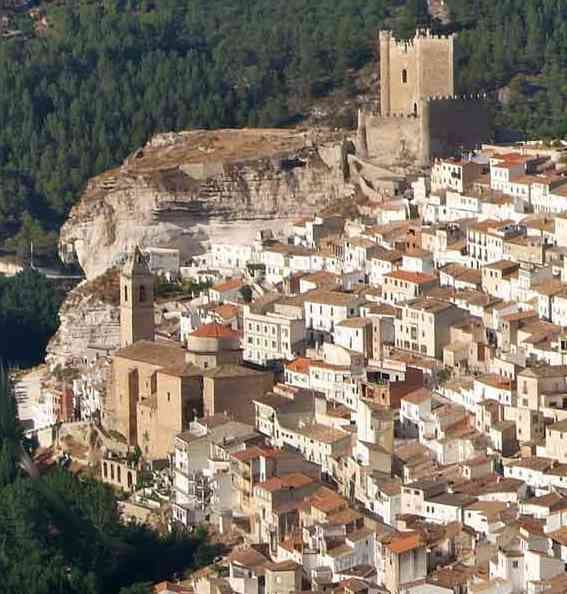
[358,111,421,165]
[425,96,492,161]
[357,95,491,166]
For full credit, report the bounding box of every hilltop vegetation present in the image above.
[0,0,565,259]
[0,269,62,367]
[445,0,567,139]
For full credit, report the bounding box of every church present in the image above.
[103,247,273,460]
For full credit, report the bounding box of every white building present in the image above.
[304,290,364,344]
[244,308,305,365]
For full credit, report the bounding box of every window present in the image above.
[512,561,519,569]
[139,285,146,303]
[123,285,128,302]
[402,69,408,84]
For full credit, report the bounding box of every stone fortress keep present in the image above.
[356,29,491,165]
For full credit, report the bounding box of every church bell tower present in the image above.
[120,246,155,347]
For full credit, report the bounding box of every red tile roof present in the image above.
[386,532,423,554]
[212,277,243,292]
[213,303,240,320]
[385,270,437,285]
[190,322,240,339]
[285,357,312,374]
[257,473,315,492]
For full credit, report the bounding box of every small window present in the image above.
[123,285,128,302]
[139,285,146,303]
[402,69,408,84]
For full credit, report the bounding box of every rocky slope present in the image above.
[46,269,121,369]
[59,127,353,280]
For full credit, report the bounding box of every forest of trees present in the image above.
[0,269,63,366]
[0,368,216,593]
[0,0,565,259]
[445,0,567,139]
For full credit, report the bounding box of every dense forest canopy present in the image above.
[0,0,565,259]
[0,269,63,367]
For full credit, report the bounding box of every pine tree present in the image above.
[0,367,23,487]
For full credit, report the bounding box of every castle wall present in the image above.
[425,97,492,159]
[361,113,421,164]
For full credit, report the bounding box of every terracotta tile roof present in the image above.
[303,289,364,307]
[385,532,423,554]
[346,527,374,542]
[190,322,240,339]
[231,446,275,463]
[257,472,315,492]
[212,277,243,292]
[307,487,347,513]
[228,547,269,568]
[213,303,240,320]
[326,508,363,526]
[285,357,312,374]
[159,362,203,378]
[300,271,340,286]
[115,340,186,367]
[523,492,567,511]
[296,423,350,444]
[402,388,432,405]
[385,270,437,285]
[264,560,301,572]
[337,317,372,329]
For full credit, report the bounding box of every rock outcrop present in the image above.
[46,269,121,369]
[60,128,353,280]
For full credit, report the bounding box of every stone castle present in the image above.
[356,29,491,166]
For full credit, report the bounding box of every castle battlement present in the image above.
[380,28,455,50]
[425,93,488,103]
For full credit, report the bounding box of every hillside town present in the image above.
[9,26,567,594]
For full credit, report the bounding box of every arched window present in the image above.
[402,69,408,84]
[139,285,146,303]
[123,285,128,303]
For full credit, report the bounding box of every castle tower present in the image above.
[120,246,155,347]
[378,29,454,117]
[379,31,392,117]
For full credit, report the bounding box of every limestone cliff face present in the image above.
[60,128,351,279]
[46,269,121,369]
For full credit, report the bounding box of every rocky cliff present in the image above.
[46,269,121,369]
[59,128,352,280]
